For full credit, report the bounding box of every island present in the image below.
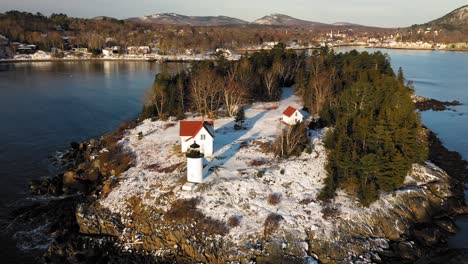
[20,45,468,264]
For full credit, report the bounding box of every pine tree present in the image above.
[397,67,405,85]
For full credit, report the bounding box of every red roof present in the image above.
[179,120,214,138]
[282,106,298,117]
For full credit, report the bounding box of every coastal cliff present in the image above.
[70,162,465,264]
[41,117,467,264]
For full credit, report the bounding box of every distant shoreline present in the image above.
[1,46,467,64]
[0,57,219,64]
[365,46,468,52]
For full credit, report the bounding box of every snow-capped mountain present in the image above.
[252,14,327,27]
[332,22,363,27]
[425,5,468,28]
[126,13,248,26]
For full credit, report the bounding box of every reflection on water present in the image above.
[0,61,186,263]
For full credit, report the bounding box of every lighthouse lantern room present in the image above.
[186,141,204,183]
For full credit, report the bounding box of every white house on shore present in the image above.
[282,106,305,125]
[179,119,214,156]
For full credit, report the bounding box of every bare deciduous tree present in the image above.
[223,79,247,117]
[306,56,336,114]
[190,67,223,117]
[274,123,309,158]
[262,66,279,99]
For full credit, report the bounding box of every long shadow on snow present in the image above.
[207,110,268,177]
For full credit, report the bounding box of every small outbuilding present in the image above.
[179,118,214,156]
[282,106,304,125]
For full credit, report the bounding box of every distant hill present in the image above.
[126,13,248,26]
[252,14,327,27]
[420,5,468,30]
[125,12,372,28]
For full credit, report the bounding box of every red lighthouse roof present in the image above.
[282,106,298,117]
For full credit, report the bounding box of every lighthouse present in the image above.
[186,141,204,183]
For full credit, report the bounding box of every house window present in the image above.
[201,134,206,140]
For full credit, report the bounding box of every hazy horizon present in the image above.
[0,0,466,27]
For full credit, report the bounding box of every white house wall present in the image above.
[180,127,214,156]
[282,111,304,125]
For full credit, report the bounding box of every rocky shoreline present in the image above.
[413,95,462,112]
[13,119,468,263]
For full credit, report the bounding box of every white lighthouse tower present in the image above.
[186,141,204,183]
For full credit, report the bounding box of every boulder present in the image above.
[435,218,459,234]
[397,241,418,261]
[63,171,78,186]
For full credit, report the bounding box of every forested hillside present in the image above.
[297,49,428,205]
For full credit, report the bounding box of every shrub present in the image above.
[250,159,267,167]
[280,169,285,175]
[228,215,241,228]
[268,193,282,205]
[304,144,312,154]
[273,123,310,158]
[264,213,283,236]
[137,132,143,140]
[256,170,264,178]
[321,204,339,220]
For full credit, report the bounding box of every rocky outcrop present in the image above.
[65,162,467,264]
[308,164,466,263]
[29,120,137,197]
[412,95,461,111]
[33,122,467,264]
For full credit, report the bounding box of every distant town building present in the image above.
[102,46,121,56]
[127,46,150,55]
[72,47,88,53]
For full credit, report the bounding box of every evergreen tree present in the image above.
[397,67,405,85]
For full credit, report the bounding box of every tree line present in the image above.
[141,43,304,120]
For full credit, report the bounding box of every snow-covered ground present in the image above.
[100,87,446,252]
[101,88,332,242]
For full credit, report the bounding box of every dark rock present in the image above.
[434,218,459,234]
[86,168,101,182]
[413,227,441,246]
[397,241,419,261]
[453,206,468,215]
[415,98,461,112]
[70,142,80,149]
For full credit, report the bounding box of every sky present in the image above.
[0,0,466,28]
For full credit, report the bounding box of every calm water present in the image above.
[0,50,467,261]
[0,61,184,262]
[379,49,468,252]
